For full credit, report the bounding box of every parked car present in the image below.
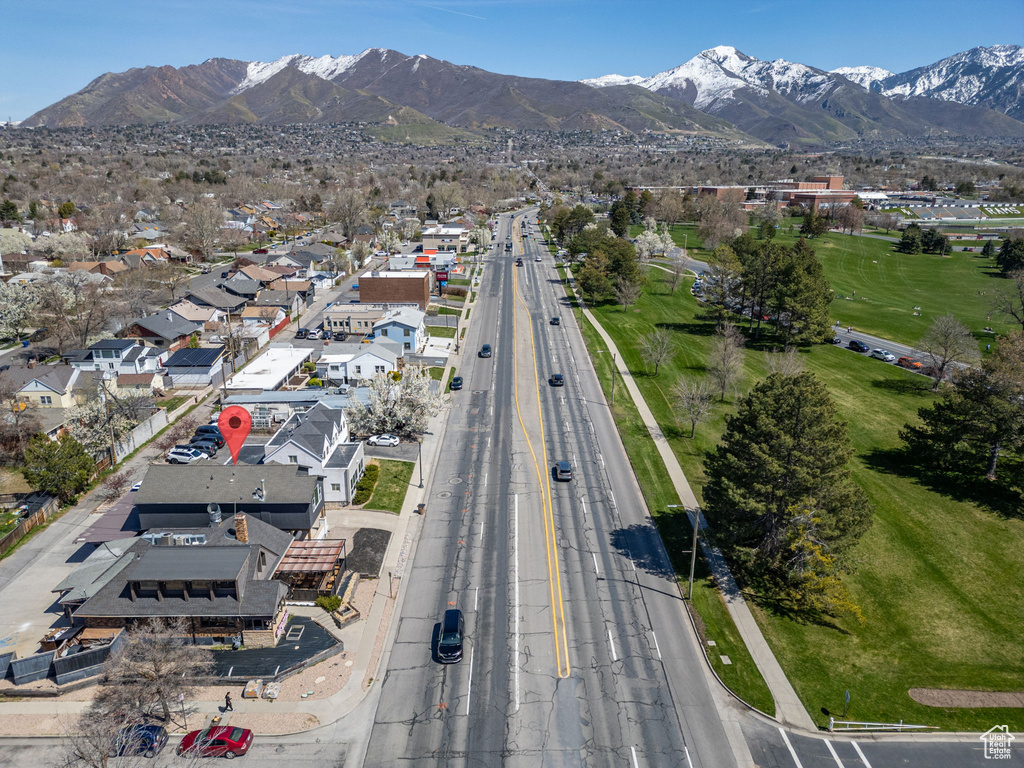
[113,724,168,758]
[253,248,268,254]
[550,317,560,326]
[479,344,492,358]
[897,356,923,369]
[189,438,219,458]
[450,376,463,391]
[194,425,225,447]
[177,727,254,759]
[367,434,400,447]
[848,340,870,353]
[130,483,142,492]
[166,447,207,464]
[437,608,465,664]
[550,373,564,387]
[554,460,573,481]
[871,349,897,363]
[333,331,348,341]
[295,328,308,340]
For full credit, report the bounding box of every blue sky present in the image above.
[2,0,1021,120]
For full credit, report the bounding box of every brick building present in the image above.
[357,270,432,310]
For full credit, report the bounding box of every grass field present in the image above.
[430,326,457,338]
[367,459,415,514]
[586,269,1024,731]
[638,222,1012,348]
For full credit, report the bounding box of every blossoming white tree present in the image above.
[346,370,445,437]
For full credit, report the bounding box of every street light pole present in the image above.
[688,513,700,600]
[611,353,616,405]
[417,439,423,488]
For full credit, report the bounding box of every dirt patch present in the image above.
[363,595,395,690]
[347,528,391,577]
[909,688,1024,708]
[0,713,67,737]
[223,712,319,734]
[0,469,32,495]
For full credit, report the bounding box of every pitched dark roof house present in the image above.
[122,313,197,351]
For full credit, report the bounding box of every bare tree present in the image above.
[148,262,189,305]
[57,704,150,768]
[35,272,114,353]
[667,258,687,295]
[101,471,133,502]
[639,328,676,376]
[835,204,864,235]
[765,345,805,377]
[94,617,214,723]
[672,377,715,438]
[991,270,1024,332]
[919,313,981,389]
[328,189,366,240]
[0,376,41,463]
[707,324,745,401]
[181,198,222,261]
[614,277,643,310]
[654,189,685,228]
[696,194,747,251]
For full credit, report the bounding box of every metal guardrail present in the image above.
[828,717,938,732]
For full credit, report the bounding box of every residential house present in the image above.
[322,302,414,337]
[185,285,249,314]
[319,342,400,384]
[240,306,285,327]
[162,346,227,388]
[321,229,348,248]
[239,264,281,284]
[352,224,375,245]
[250,290,301,317]
[126,223,168,242]
[68,260,129,278]
[115,372,166,396]
[66,513,294,648]
[262,401,364,504]
[63,339,168,376]
[134,464,326,537]
[118,246,171,268]
[167,300,224,331]
[389,200,418,219]
[373,307,426,352]
[0,363,81,408]
[122,312,197,351]
[268,279,313,306]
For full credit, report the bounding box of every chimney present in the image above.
[234,513,249,544]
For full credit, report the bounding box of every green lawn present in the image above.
[437,306,462,316]
[643,222,1010,349]
[430,326,457,339]
[427,367,444,381]
[586,269,1024,731]
[367,459,416,514]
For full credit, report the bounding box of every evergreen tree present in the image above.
[22,433,94,502]
[622,189,641,224]
[58,201,77,219]
[897,224,923,254]
[774,238,833,342]
[982,239,996,258]
[997,235,1024,275]
[0,199,20,222]
[758,219,776,241]
[609,200,630,238]
[704,372,871,569]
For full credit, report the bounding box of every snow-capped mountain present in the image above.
[834,45,1024,119]
[830,65,894,90]
[578,74,646,88]
[584,45,840,110]
[232,49,383,93]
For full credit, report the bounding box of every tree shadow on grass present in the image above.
[870,378,934,396]
[737,560,851,633]
[863,446,1023,521]
[654,321,716,337]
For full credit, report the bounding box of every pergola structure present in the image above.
[274,538,347,599]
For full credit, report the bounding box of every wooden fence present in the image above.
[0,495,60,555]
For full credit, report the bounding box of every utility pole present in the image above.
[611,353,616,405]
[100,376,117,469]
[417,439,423,488]
[688,512,700,600]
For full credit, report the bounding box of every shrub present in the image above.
[315,595,342,613]
[441,286,467,297]
[307,377,323,387]
[352,464,380,505]
[301,361,315,373]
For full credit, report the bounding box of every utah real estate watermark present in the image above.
[981,725,1014,760]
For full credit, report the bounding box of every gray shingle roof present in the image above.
[187,285,248,310]
[129,313,196,342]
[0,364,77,394]
[325,443,361,469]
[266,402,343,457]
[132,546,249,581]
[134,464,320,507]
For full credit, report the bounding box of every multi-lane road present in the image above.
[362,211,745,767]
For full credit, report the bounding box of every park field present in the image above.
[641,222,1013,348]
[584,268,1024,731]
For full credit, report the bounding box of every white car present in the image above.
[871,349,896,363]
[166,447,208,464]
[367,434,400,447]
[535,256,542,262]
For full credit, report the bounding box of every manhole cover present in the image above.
[438,491,452,499]
[449,478,464,485]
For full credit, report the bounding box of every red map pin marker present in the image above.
[218,406,252,465]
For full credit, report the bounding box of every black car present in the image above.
[450,376,463,391]
[295,328,308,339]
[550,317,560,326]
[479,344,492,358]
[437,609,465,663]
[194,425,225,447]
[848,340,870,353]
[113,724,169,758]
[333,331,348,341]
[550,373,564,387]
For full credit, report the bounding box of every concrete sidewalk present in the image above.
[579,295,818,732]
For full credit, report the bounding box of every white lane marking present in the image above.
[513,493,520,712]
[852,742,873,768]
[466,647,474,715]
[592,552,599,578]
[630,745,639,768]
[484,472,488,486]
[608,629,618,662]
[684,746,692,766]
[778,728,805,768]
[581,497,587,520]
[651,630,662,660]
[474,586,479,612]
[824,739,843,766]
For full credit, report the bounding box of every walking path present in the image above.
[575,283,818,731]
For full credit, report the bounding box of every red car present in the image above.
[177,727,253,759]
[253,248,268,254]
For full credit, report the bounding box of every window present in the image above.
[331,483,341,492]
[289,455,298,464]
[40,396,52,405]
[354,365,361,376]
[404,328,410,337]
[375,365,385,373]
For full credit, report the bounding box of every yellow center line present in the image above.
[510,236,571,679]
